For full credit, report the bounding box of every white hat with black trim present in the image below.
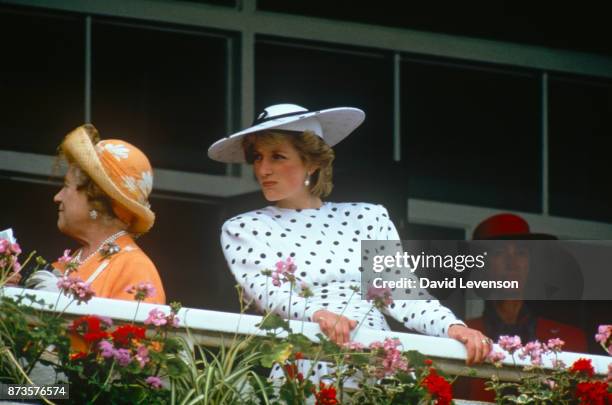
[207,103,365,163]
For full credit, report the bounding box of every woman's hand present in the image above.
[312,309,358,345]
[448,324,492,365]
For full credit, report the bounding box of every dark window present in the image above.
[255,37,394,179]
[258,1,612,57]
[92,20,229,174]
[0,7,84,154]
[170,0,236,7]
[400,58,541,212]
[549,75,612,223]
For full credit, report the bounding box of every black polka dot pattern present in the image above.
[220,202,462,337]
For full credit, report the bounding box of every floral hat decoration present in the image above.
[60,124,155,234]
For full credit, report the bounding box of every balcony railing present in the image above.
[2,286,609,404]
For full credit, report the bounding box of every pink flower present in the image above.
[271,257,298,286]
[57,275,75,291]
[519,341,545,366]
[57,249,73,265]
[113,348,132,366]
[545,338,565,352]
[58,275,95,304]
[146,376,163,389]
[487,350,506,365]
[144,308,168,327]
[0,239,8,254]
[365,285,393,309]
[135,345,149,368]
[497,335,522,354]
[595,325,611,353]
[10,243,21,255]
[98,340,115,359]
[11,258,21,273]
[71,280,95,304]
[343,341,366,351]
[126,282,156,301]
[369,338,408,377]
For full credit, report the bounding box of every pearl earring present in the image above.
[304,175,311,187]
[89,209,98,220]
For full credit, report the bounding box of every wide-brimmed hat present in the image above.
[60,125,155,234]
[472,213,557,240]
[208,103,365,163]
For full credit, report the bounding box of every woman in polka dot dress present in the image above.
[208,103,492,365]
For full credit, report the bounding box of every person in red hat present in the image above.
[455,213,587,402]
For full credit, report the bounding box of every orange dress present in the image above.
[54,234,165,304]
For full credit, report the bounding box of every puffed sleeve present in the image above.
[374,204,466,337]
[221,215,319,321]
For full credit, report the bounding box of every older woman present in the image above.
[208,104,491,364]
[26,124,165,304]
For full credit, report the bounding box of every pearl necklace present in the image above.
[74,230,127,265]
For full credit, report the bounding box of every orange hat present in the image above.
[60,125,155,234]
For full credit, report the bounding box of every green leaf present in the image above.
[260,341,293,368]
[166,357,189,378]
[257,313,292,333]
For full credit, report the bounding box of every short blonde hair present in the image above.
[242,130,335,198]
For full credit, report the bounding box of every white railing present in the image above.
[2,286,610,403]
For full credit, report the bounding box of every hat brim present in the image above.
[207,107,365,163]
[61,126,155,234]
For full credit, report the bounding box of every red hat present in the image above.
[472,213,557,240]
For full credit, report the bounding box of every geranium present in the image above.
[570,358,595,378]
[595,324,612,354]
[271,257,297,286]
[342,341,365,351]
[314,382,338,405]
[144,307,180,328]
[57,275,95,304]
[146,376,163,389]
[98,340,115,359]
[575,381,612,405]
[113,348,132,366]
[369,337,408,377]
[134,345,150,368]
[519,340,545,366]
[57,249,73,265]
[365,285,393,310]
[126,282,157,301]
[546,337,565,352]
[487,349,506,365]
[421,367,453,405]
[497,334,522,354]
[111,324,146,346]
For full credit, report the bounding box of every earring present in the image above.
[89,209,98,220]
[304,175,311,187]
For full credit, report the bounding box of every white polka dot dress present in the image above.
[221,202,464,338]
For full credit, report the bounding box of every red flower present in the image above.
[83,330,110,343]
[575,381,612,405]
[421,368,453,405]
[295,351,304,360]
[111,324,146,346]
[69,351,88,361]
[570,358,595,378]
[315,383,338,405]
[424,359,433,366]
[71,315,102,334]
[282,363,303,382]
